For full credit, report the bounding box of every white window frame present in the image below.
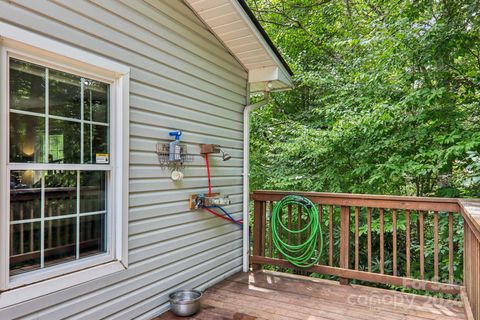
[0,22,129,306]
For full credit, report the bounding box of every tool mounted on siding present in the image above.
[199,144,231,161]
[156,130,193,181]
[168,130,183,162]
[189,144,242,226]
[156,133,239,225]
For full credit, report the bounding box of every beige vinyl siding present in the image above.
[0,0,246,319]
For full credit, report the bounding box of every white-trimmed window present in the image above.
[9,56,112,275]
[0,24,129,298]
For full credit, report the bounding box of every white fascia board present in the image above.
[249,66,293,91]
[249,81,292,93]
[248,66,279,83]
[278,66,294,88]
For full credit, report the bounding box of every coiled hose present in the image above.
[271,195,323,268]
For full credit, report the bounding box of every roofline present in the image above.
[236,0,294,76]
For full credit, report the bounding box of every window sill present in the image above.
[0,260,125,308]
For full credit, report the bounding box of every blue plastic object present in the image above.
[168,130,182,161]
[169,130,182,141]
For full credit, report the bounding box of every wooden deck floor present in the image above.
[156,270,467,320]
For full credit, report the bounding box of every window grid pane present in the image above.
[9,170,108,276]
[10,222,41,276]
[9,58,45,114]
[9,58,110,165]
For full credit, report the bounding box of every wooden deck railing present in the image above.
[250,190,480,319]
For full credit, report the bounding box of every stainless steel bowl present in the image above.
[169,289,202,317]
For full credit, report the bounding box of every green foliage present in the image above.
[248,0,480,197]
[247,0,480,292]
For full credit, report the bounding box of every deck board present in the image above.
[155,270,467,320]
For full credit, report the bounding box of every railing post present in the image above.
[460,200,480,319]
[339,206,350,285]
[251,200,264,270]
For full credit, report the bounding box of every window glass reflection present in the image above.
[10,58,45,114]
[10,222,41,276]
[49,119,81,163]
[84,124,109,164]
[10,113,45,163]
[44,218,76,268]
[45,171,77,217]
[80,214,106,258]
[80,171,106,213]
[10,170,42,221]
[84,80,108,123]
[49,69,81,119]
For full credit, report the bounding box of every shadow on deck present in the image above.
[156,270,466,320]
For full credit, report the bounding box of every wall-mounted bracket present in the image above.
[189,193,231,209]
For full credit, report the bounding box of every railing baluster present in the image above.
[269,201,273,258]
[64,219,68,245]
[406,209,411,277]
[367,207,372,272]
[56,206,61,245]
[449,212,454,284]
[297,206,302,243]
[434,211,439,281]
[48,204,52,249]
[288,204,292,245]
[419,210,425,280]
[380,208,384,274]
[276,201,282,259]
[84,216,87,246]
[464,221,471,309]
[392,209,397,276]
[19,205,24,254]
[339,206,350,284]
[329,205,333,267]
[318,204,323,264]
[355,207,359,271]
[261,201,266,257]
[30,206,34,253]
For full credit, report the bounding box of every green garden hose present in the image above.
[271,195,323,268]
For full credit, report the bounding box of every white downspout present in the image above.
[243,87,270,272]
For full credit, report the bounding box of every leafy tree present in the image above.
[247,0,480,290]
[248,0,480,197]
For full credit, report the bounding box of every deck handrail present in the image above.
[250,190,480,319]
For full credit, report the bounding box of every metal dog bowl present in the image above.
[169,289,202,317]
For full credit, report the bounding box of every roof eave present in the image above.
[184,0,293,92]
